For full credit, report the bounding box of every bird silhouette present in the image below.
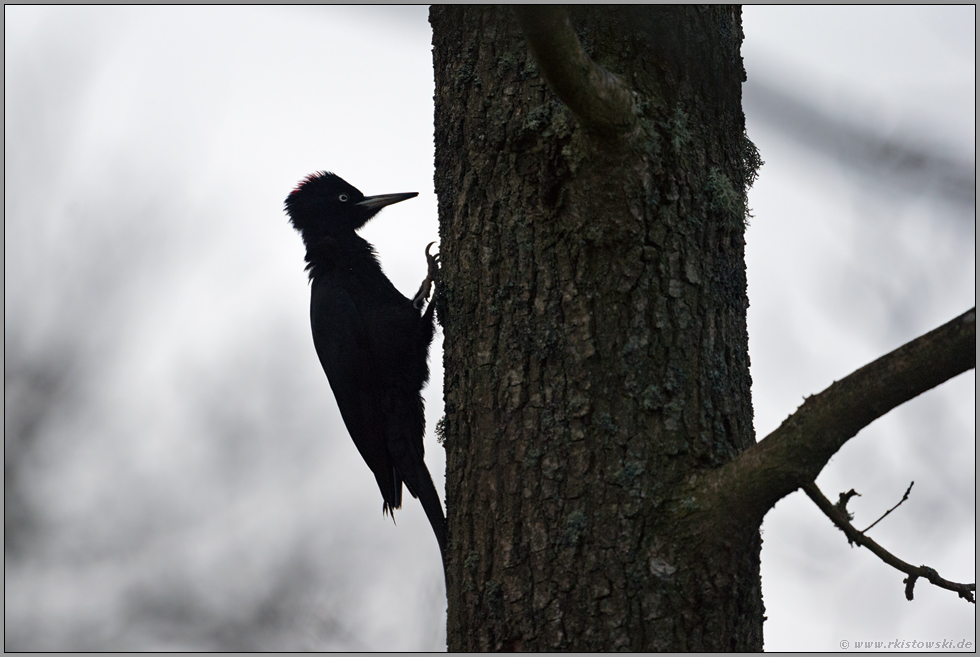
[285,171,445,560]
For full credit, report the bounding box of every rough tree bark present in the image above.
[429,5,973,651]
[433,6,760,650]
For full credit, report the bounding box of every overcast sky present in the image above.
[5,6,975,651]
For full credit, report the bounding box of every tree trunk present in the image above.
[431,6,764,651]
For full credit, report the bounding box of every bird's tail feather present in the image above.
[377,466,403,518]
[401,464,447,562]
[416,474,448,559]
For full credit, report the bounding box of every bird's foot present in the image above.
[412,242,440,309]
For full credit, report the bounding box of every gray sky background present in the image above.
[4,6,975,651]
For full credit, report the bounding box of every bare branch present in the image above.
[694,308,975,529]
[514,6,637,134]
[861,481,913,534]
[803,481,975,604]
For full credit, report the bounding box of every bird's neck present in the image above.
[303,231,381,281]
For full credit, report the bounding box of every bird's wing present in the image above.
[310,278,402,510]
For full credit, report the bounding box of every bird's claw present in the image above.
[412,242,440,309]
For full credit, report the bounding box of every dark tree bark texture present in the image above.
[431,6,763,651]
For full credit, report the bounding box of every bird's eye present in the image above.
[338,194,349,202]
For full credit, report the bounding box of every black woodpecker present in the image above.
[285,171,445,560]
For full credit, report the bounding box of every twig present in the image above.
[861,481,913,534]
[803,481,975,604]
[835,489,861,522]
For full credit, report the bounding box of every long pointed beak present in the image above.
[356,192,418,211]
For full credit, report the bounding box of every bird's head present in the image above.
[285,171,418,238]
